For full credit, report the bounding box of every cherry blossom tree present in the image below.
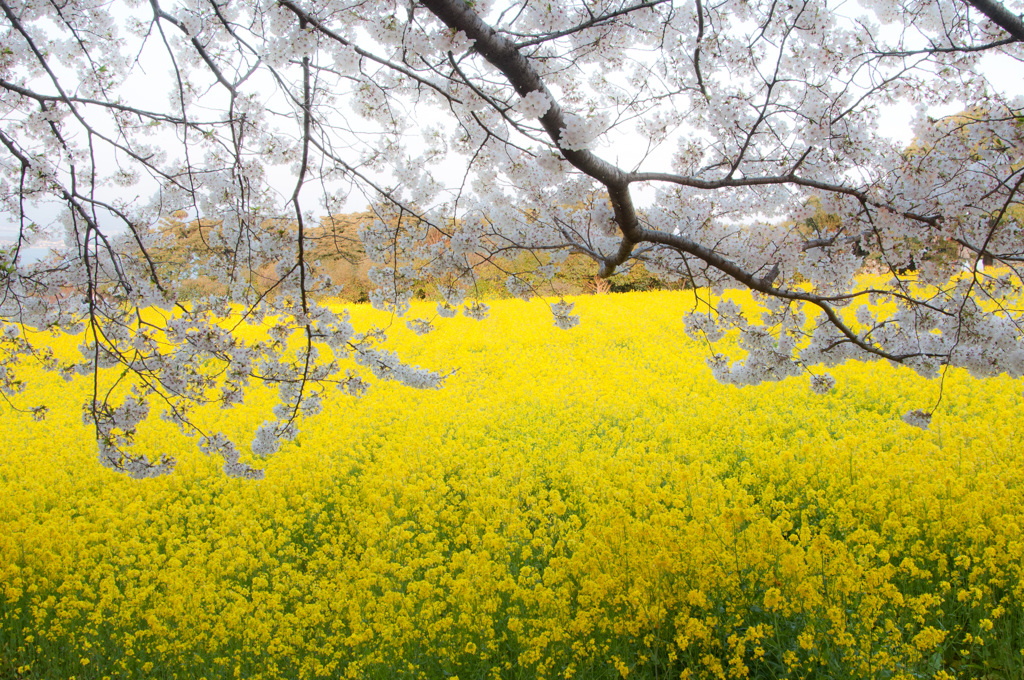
[1,0,1022,477]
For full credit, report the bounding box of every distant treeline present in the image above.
[152,210,685,302]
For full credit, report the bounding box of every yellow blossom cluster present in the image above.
[1,290,1022,680]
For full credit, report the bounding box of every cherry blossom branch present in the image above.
[277,0,458,103]
[509,0,671,48]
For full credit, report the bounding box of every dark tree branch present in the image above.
[965,0,1024,41]
[693,0,710,101]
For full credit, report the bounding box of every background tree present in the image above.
[0,0,1022,476]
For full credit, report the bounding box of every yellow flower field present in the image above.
[1,290,1022,680]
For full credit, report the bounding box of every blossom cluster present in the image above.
[557,112,610,151]
[514,90,552,119]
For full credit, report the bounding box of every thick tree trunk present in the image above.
[965,0,1024,42]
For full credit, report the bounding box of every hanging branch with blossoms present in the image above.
[0,0,1022,476]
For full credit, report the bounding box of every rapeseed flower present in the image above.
[0,290,1021,679]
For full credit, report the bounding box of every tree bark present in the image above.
[965,0,1024,42]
